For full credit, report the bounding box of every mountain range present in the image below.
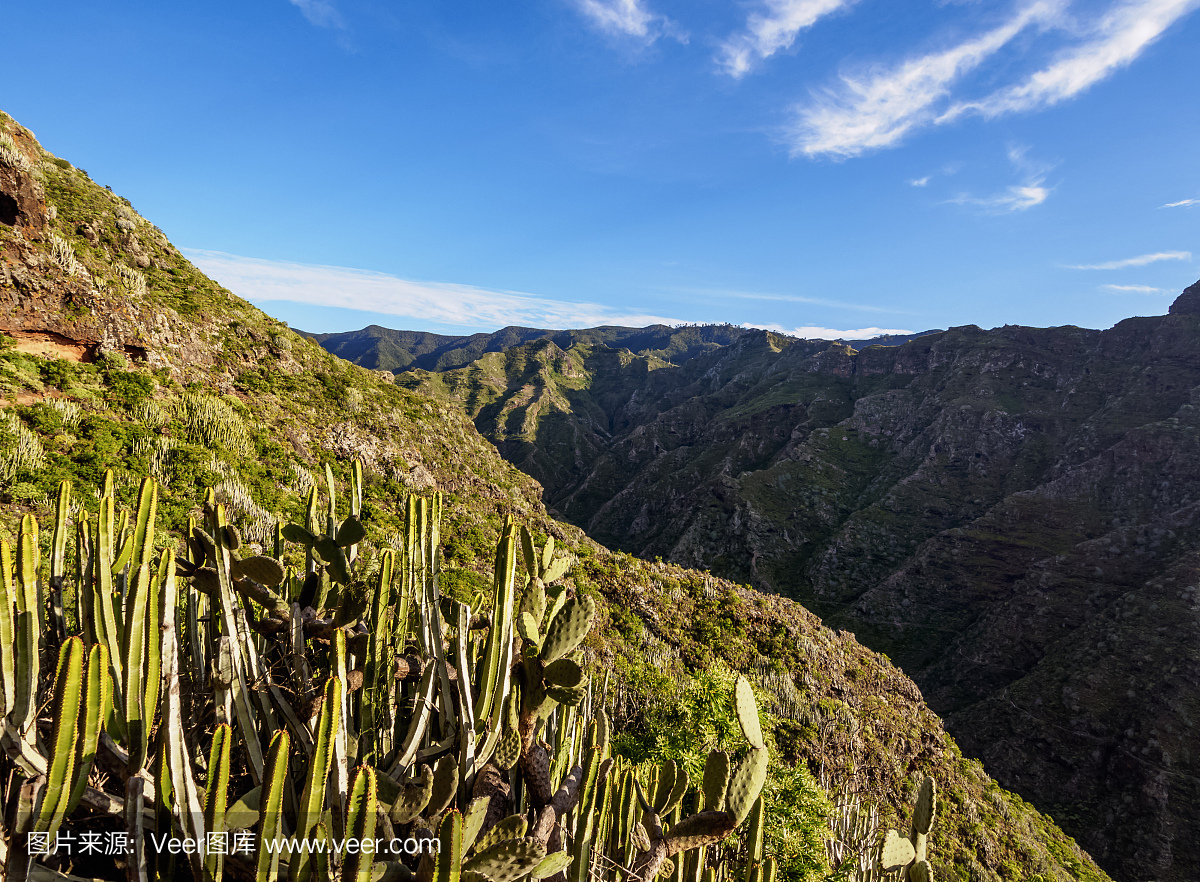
[0,105,1144,881]
[300,324,941,375]
[319,295,1200,882]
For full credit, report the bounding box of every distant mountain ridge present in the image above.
[302,322,943,375]
[384,292,1200,882]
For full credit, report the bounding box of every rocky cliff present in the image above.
[395,302,1200,881]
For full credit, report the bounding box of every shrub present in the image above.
[103,367,155,410]
[39,358,73,389]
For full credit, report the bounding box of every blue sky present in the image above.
[5,0,1199,337]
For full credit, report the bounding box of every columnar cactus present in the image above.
[0,462,792,882]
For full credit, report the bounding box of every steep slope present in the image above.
[0,109,1108,882]
[398,303,1200,881]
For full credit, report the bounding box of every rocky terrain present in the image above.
[381,291,1200,881]
[0,109,1114,882]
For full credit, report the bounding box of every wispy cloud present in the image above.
[1160,197,1200,208]
[945,143,1053,212]
[575,0,680,42]
[1066,251,1191,269]
[789,0,1199,158]
[287,0,353,48]
[667,286,911,313]
[184,250,686,331]
[288,0,345,30]
[1102,283,1168,293]
[789,1,1060,158]
[748,322,915,338]
[909,175,931,187]
[949,182,1050,211]
[944,0,1200,120]
[718,0,859,77]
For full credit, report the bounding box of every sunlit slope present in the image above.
[0,108,1111,882]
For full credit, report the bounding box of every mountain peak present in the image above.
[1168,278,1200,315]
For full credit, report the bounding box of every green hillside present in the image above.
[0,109,1108,882]
[303,324,756,375]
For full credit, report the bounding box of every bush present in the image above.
[40,358,74,389]
[104,368,155,410]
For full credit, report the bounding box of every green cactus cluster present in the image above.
[0,466,772,882]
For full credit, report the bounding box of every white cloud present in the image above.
[575,0,678,41]
[789,0,1061,157]
[184,250,686,331]
[910,175,932,187]
[945,144,1053,212]
[950,182,1050,211]
[790,0,1199,158]
[718,0,858,77]
[1160,197,1200,208]
[1066,251,1191,269]
[944,0,1200,120]
[1102,284,1168,293]
[748,322,915,339]
[669,285,911,313]
[288,0,345,30]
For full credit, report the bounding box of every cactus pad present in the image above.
[233,555,285,587]
[517,611,541,645]
[542,556,570,585]
[520,526,538,578]
[530,851,574,880]
[495,724,522,771]
[462,837,546,882]
[540,596,595,663]
[335,516,366,547]
[911,777,936,835]
[474,815,528,854]
[663,811,737,853]
[391,766,435,824]
[433,810,463,882]
[631,822,651,852]
[662,763,689,815]
[880,830,915,870]
[702,751,730,812]
[909,860,934,882]
[546,683,587,706]
[725,748,768,825]
[543,658,584,688]
[653,759,678,814]
[734,676,765,750]
[462,796,492,851]
[282,523,317,547]
[521,577,547,625]
[428,755,460,817]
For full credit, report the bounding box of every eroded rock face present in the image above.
[0,119,256,380]
[1168,278,1200,315]
[0,130,48,233]
[400,292,1200,882]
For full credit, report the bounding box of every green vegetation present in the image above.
[2,472,780,882]
[0,109,1114,882]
